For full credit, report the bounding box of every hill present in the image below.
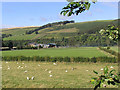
[1,19,118,41]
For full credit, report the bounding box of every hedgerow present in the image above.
[2,56,117,63]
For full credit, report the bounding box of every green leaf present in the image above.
[110,69,115,73]
[104,66,108,75]
[87,3,91,10]
[93,70,98,74]
[67,11,72,16]
[60,10,65,15]
[91,77,97,80]
[63,11,68,16]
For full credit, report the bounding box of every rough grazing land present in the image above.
[2,47,108,57]
[2,61,118,88]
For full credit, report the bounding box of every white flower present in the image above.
[22,63,24,64]
[101,68,103,70]
[110,66,113,69]
[86,70,88,71]
[49,71,52,73]
[38,64,40,66]
[21,67,23,69]
[8,67,10,70]
[49,75,52,77]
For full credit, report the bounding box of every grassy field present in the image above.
[110,46,119,53]
[2,61,118,88]
[2,47,108,57]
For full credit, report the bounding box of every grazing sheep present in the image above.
[31,76,35,80]
[27,77,30,80]
[45,69,48,71]
[71,67,77,70]
[53,63,57,65]
[49,75,52,77]
[65,70,68,72]
[38,64,40,66]
[24,70,27,73]
[49,71,52,73]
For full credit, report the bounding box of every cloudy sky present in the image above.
[1,1,118,28]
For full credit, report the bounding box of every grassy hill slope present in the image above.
[2,19,118,40]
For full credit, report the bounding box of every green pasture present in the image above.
[110,46,119,53]
[2,61,118,88]
[2,47,108,57]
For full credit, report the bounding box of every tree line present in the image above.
[25,20,75,34]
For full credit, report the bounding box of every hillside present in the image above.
[2,19,118,41]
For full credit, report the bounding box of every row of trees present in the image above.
[2,32,117,49]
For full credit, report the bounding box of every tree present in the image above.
[8,41,13,49]
[60,0,97,16]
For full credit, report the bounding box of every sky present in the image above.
[1,2,118,28]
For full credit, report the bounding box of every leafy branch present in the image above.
[90,66,120,90]
[60,0,96,16]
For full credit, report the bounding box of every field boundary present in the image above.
[2,56,117,63]
[97,47,115,57]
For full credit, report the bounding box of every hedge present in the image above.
[99,47,118,57]
[2,56,117,63]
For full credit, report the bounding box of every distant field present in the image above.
[2,47,108,57]
[2,61,118,88]
[110,46,119,52]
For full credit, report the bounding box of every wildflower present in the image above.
[86,70,88,71]
[101,68,103,70]
[103,84,106,87]
[110,66,113,69]
[65,70,68,72]
[91,79,95,82]
[38,64,40,66]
